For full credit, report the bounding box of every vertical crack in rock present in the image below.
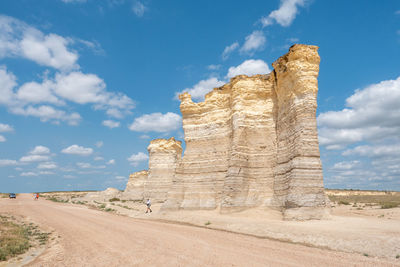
[125,44,329,220]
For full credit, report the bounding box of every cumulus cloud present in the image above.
[0,15,78,70]
[0,159,18,166]
[240,31,266,54]
[20,172,38,176]
[0,16,135,125]
[102,120,120,128]
[0,66,17,105]
[127,152,148,166]
[226,59,271,78]
[132,1,147,17]
[11,105,81,125]
[61,145,93,156]
[0,135,5,142]
[37,162,57,169]
[342,144,400,158]
[94,156,104,161]
[77,162,106,169]
[129,112,182,133]
[222,42,239,60]
[261,0,305,27]
[175,77,225,101]
[20,155,50,163]
[30,145,50,155]
[318,76,400,149]
[107,159,115,165]
[0,123,13,132]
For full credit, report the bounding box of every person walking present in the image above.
[146,199,152,213]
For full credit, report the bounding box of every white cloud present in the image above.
[0,66,17,105]
[240,31,266,54]
[11,105,81,125]
[30,145,50,155]
[102,120,120,128]
[53,71,135,117]
[77,162,106,169]
[20,155,50,162]
[318,76,400,148]
[95,141,103,148]
[0,135,5,142]
[0,15,79,70]
[226,59,271,78]
[132,1,147,17]
[94,156,104,161]
[20,172,38,176]
[37,162,57,169]
[16,80,62,105]
[222,42,239,60]
[61,144,93,156]
[332,161,360,170]
[129,112,182,133]
[261,0,305,27]
[0,123,13,132]
[207,64,221,70]
[107,159,115,165]
[175,77,225,101]
[39,171,55,175]
[127,152,148,166]
[115,175,126,180]
[140,134,150,139]
[0,159,18,166]
[343,144,400,158]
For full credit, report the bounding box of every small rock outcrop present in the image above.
[126,44,329,220]
[123,170,148,200]
[124,138,182,203]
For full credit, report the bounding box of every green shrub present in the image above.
[109,198,120,202]
[338,200,350,205]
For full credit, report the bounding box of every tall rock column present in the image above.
[272,44,328,220]
[144,138,182,202]
[163,91,232,210]
[221,75,277,212]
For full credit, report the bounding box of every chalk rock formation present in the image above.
[161,44,328,220]
[144,138,182,202]
[123,170,148,200]
[124,138,182,202]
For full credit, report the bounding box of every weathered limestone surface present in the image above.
[123,170,148,200]
[144,138,182,202]
[127,44,329,220]
[124,138,182,203]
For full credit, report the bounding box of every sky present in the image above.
[0,0,399,193]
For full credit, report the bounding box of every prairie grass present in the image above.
[0,216,50,261]
[328,193,400,209]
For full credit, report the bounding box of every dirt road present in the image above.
[0,194,396,266]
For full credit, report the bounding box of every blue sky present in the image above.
[0,0,399,193]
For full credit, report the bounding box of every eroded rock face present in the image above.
[128,44,329,220]
[162,44,329,220]
[123,170,148,200]
[124,138,182,203]
[145,138,182,202]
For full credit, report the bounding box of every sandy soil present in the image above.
[0,194,398,266]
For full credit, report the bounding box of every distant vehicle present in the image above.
[9,193,16,199]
